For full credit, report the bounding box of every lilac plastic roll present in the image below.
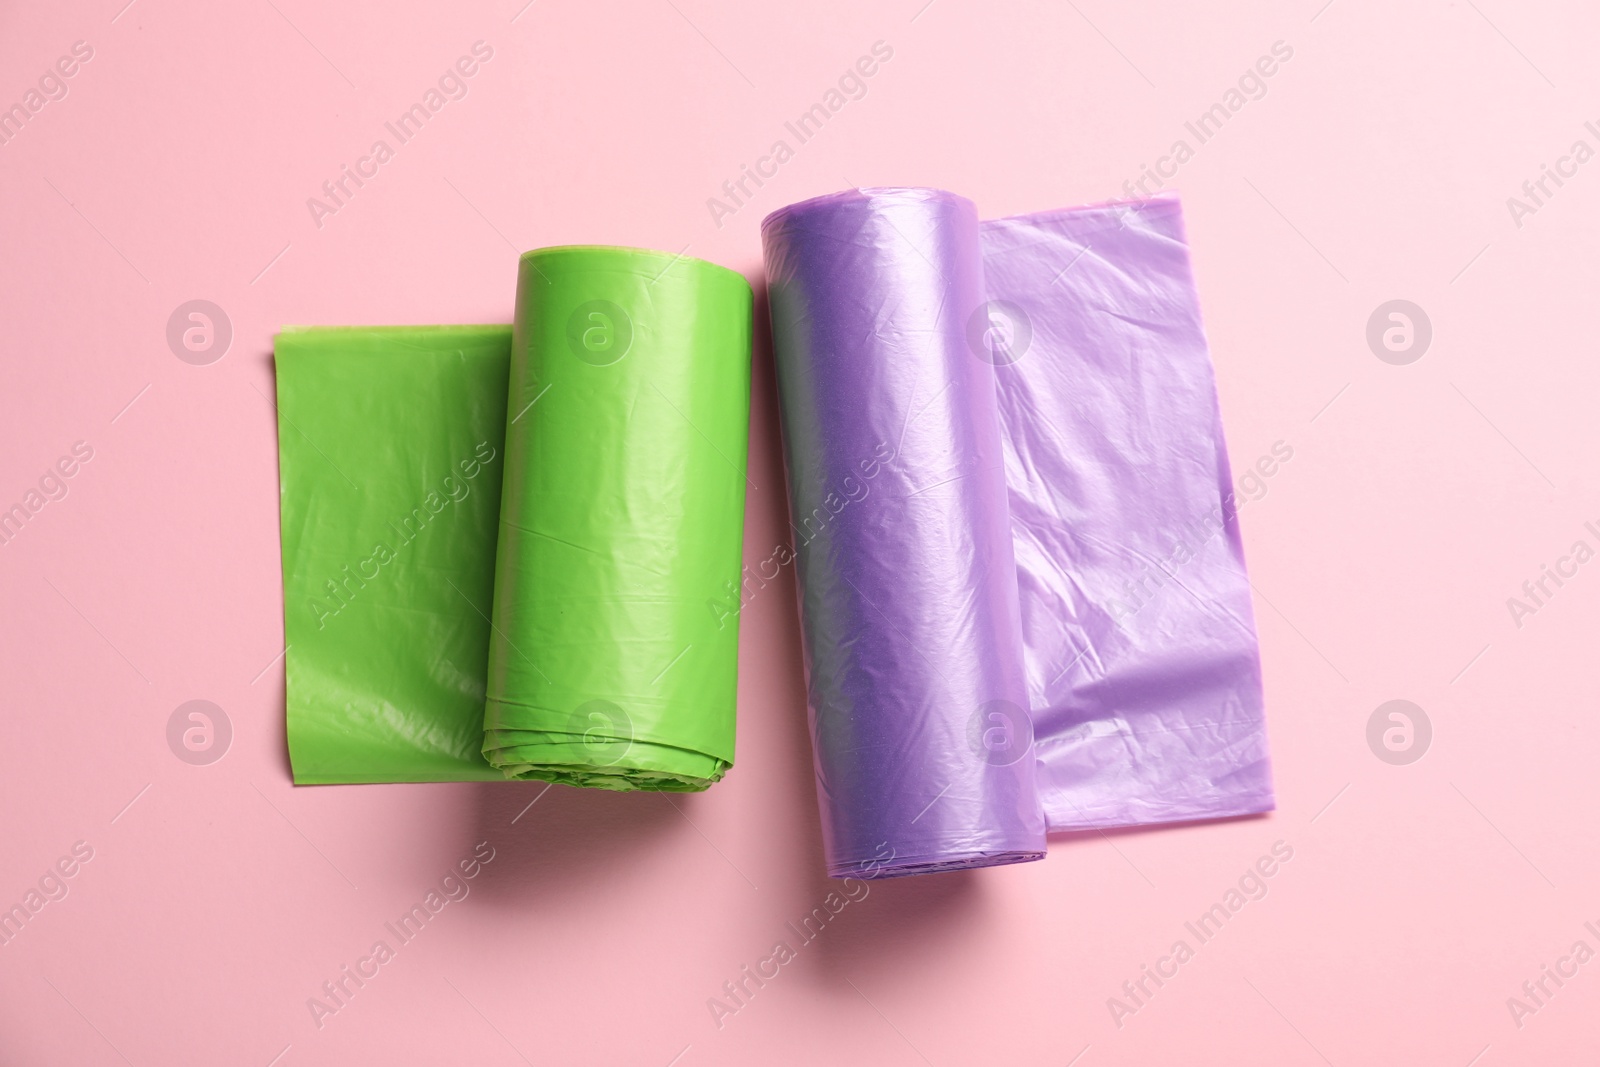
[762,189,1048,878]
[764,188,1273,875]
[982,198,1274,830]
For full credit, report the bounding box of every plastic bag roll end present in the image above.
[764,186,1047,879]
[834,849,1046,881]
[483,245,752,794]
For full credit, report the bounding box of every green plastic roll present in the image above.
[482,247,752,790]
[273,247,751,789]
[276,325,511,783]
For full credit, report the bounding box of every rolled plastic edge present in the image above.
[518,244,752,290]
[483,244,751,793]
[759,185,975,239]
[833,851,1048,881]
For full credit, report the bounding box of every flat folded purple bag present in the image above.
[983,198,1274,831]
[763,188,1273,877]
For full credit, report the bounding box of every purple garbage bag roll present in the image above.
[764,187,1273,874]
[981,197,1274,830]
[762,188,1048,878]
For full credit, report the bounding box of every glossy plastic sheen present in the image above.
[482,247,753,791]
[275,247,752,790]
[277,325,511,783]
[762,188,1273,874]
[763,189,1048,877]
[983,199,1274,829]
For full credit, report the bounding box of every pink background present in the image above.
[3,0,1597,1063]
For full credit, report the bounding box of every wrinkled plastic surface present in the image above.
[762,188,1273,870]
[983,199,1273,829]
[277,325,511,783]
[275,247,752,790]
[483,247,752,790]
[763,189,1048,877]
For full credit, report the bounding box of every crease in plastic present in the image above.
[761,188,1273,875]
[274,247,752,790]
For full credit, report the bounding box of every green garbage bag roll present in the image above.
[273,247,752,789]
[482,247,753,790]
[276,325,511,783]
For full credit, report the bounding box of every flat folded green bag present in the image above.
[275,247,752,789]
